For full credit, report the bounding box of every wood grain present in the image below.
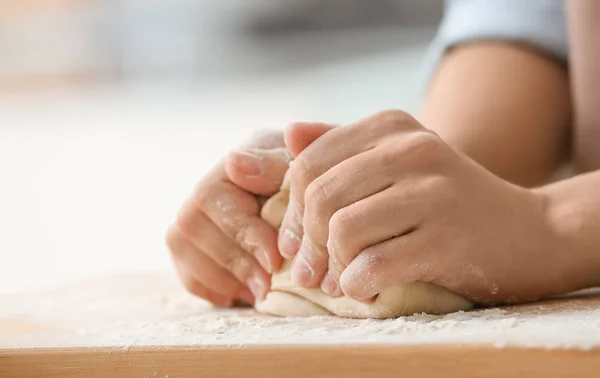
[2,345,600,378]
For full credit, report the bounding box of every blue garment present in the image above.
[421,0,568,89]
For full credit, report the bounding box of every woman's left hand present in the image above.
[278,110,573,305]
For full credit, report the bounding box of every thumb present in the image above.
[224,147,292,196]
[284,122,335,157]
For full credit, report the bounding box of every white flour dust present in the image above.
[2,272,600,350]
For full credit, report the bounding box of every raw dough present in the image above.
[256,172,473,319]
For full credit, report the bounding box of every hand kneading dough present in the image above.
[256,172,473,319]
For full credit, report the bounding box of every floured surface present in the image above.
[1,272,600,350]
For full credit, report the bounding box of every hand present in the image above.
[280,110,572,305]
[166,131,291,307]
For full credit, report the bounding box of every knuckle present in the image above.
[219,221,238,241]
[328,209,358,263]
[222,252,252,281]
[191,185,212,211]
[174,207,203,239]
[305,178,332,212]
[329,259,345,277]
[283,200,304,233]
[290,155,315,190]
[304,177,338,245]
[362,246,386,267]
[222,251,242,273]
[218,202,249,237]
[235,223,266,266]
[410,130,440,151]
[398,130,441,158]
[233,223,252,249]
[421,173,447,192]
[301,237,328,269]
[378,147,402,167]
[358,109,417,140]
[375,109,415,128]
[329,208,355,240]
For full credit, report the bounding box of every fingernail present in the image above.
[321,273,341,296]
[232,151,263,177]
[255,248,273,273]
[247,275,267,302]
[291,255,314,286]
[279,228,301,258]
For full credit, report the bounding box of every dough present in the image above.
[256,172,473,319]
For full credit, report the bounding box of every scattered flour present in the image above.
[2,272,600,350]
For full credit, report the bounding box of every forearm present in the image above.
[565,0,600,172]
[418,42,571,187]
[538,170,600,290]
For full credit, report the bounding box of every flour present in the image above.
[2,272,600,350]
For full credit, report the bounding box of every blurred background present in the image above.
[0,0,442,294]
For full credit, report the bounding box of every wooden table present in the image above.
[2,272,600,378]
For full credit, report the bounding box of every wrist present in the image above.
[534,180,600,290]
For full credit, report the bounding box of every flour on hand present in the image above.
[255,170,473,319]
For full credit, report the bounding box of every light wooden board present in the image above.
[1,272,600,377]
[2,345,600,378]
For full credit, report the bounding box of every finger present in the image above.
[193,179,282,274]
[286,110,418,187]
[284,122,336,157]
[339,231,430,301]
[321,179,422,297]
[175,206,271,301]
[277,185,304,259]
[324,187,423,296]
[293,152,392,290]
[284,111,419,222]
[281,112,418,284]
[167,227,255,304]
[173,263,235,307]
[279,176,326,287]
[224,147,293,196]
[327,181,425,272]
[178,198,273,272]
[301,149,395,276]
[276,122,333,260]
[281,121,367,284]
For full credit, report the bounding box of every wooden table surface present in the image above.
[1,272,600,378]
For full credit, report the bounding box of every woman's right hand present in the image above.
[166,131,291,307]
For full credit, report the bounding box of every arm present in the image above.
[415,32,600,294]
[565,0,600,172]
[538,171,600,291]
[278,2,599,304]
[419,41,571,187]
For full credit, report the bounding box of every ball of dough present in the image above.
[256,171,473,319]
